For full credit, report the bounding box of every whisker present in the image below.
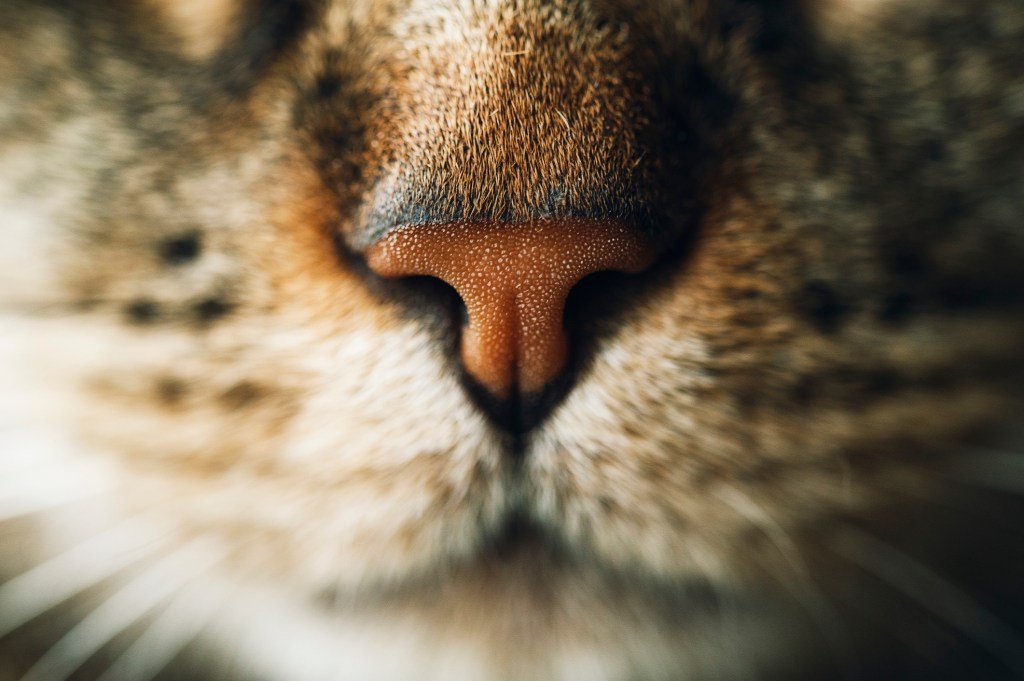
[0,437,59,474]
[0,485,113,526]
[832,526,1024,679]
[831,573,959,670]
[94,582,229,681]
[0,455,114,524]
[18,537,228,681]
[715,486,861,680]
[706,573,756,680]
[0,516,174,639]
[950,447,1024,496]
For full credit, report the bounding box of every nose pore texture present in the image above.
[364,219,655,399]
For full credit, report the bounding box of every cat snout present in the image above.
[364,218,656,404]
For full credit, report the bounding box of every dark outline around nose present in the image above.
[364,218,656,400]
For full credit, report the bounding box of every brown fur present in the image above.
[1,1,1023,680]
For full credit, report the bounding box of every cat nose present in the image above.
[364,219,656,399]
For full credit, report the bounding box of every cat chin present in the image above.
[203,532,802,681]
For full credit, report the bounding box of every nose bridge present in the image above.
[365,219,655,398]
[353,0,655,248]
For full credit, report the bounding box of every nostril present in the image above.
[364,218,656,401]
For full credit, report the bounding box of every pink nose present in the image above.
[364,218,656,399]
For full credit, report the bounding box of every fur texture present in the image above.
[1,0,1023,679]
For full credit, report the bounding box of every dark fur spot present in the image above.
[791,377,816,406]
[878,292,915,325]
[863,369,900,397]
[738,458,783,484]
[808,367,906,406]
[156,378,188,407]
[159,232,202,265]
[887,249,928,277]
[796,281,850,334]
[212,0,319,94]
[731,314,762,329]
[125,300,160,325]
[219,382,264,409]
[738,288,763,300]
[922,139,947,163]
[734,388,761,413]
[315,73,342,99]
[936,283,995,311]
[194,297,233,323]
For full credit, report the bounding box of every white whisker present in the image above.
[94,583,229,681]
[833,526,1024,679]
[0,461,105,498]
[18,537,228,681]
[952,447,1024,495]
[0,460,114,524]
[0,445,53,474]
[0,487,110,525]
[0,517,173,639]
[715,487,861,679]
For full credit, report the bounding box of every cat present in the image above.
[1,0,1023,679]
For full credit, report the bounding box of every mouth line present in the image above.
[476,508,568,559]
[312,506,728,626]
